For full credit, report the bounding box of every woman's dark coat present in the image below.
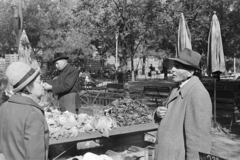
[0,95,49,160]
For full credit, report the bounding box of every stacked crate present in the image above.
[0,58,6,72]
[5,54,18,70]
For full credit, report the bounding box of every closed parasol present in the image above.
[18,30,40,69]
[177,13,192,56]
[207,11,226,126]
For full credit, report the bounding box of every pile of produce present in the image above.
[107,98,153,126]
[67,152,113,160]
[44,107,117,139]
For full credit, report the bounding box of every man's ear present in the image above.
[187,70,194,78]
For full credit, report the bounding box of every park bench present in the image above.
[103,83,141,99]
[142,86,171,99]
[104,83,125,97]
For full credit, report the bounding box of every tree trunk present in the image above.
[142,56,146,75]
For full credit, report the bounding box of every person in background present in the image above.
[149,64,154,72]
[43,52,81,114]
[134,69,138,79]
[163,66,168,80]
[0,72,10,105]
[117,68,124,83]
[154,48,212,160]
[149,64,154,79]
[0,62,49,160]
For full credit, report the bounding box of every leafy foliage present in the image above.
[0,1,16,55]
[0,0,240,63]
[108,98,153,126]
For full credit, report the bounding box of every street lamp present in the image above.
[115,30,119,70]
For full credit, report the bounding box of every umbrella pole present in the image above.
[213,77,217,128]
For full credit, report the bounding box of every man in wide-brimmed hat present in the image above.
[154,48,212,160]
[43,52,81,114]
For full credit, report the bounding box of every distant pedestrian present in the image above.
[148,71,152,79]
[163,66,168,80]
[117,68,124,83]
[149,64,155,79]
[134,69,138,79]
[149,64,154,72]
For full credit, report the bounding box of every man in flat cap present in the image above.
[154,48,212,160]
[43,52,80,113]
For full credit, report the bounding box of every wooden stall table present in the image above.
[49,122,158,160]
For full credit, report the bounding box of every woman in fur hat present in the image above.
[0,62,49,160]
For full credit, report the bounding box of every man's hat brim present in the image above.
[52,57,69,63]
[166,58,201,70]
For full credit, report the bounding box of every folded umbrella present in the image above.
[177,13,192,56]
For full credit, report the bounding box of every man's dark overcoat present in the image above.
[48,64,80,113]
[154,76,212,160]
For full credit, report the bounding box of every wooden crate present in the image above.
[5,54,18,63]
[5,54,18,69]
[0,58,5,71]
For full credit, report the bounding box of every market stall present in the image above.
[46,97,156,160]
[49,122,158,159]
[46,94,240,160]
[49,122,158,146]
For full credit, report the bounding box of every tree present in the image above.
[1,0,240,68]
[23,0,51,55]
[114,0,161,81]
[0,1,17,56]
[36,0,96,61]
[86,0,118,63]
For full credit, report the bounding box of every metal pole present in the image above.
[234,57,236,78]
[214,77,217,127]
[115,32,119,70]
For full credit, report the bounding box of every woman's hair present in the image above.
[0,75,8,93]
[19,74,39,95]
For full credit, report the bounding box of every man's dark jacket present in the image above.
[48,64,80,112]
